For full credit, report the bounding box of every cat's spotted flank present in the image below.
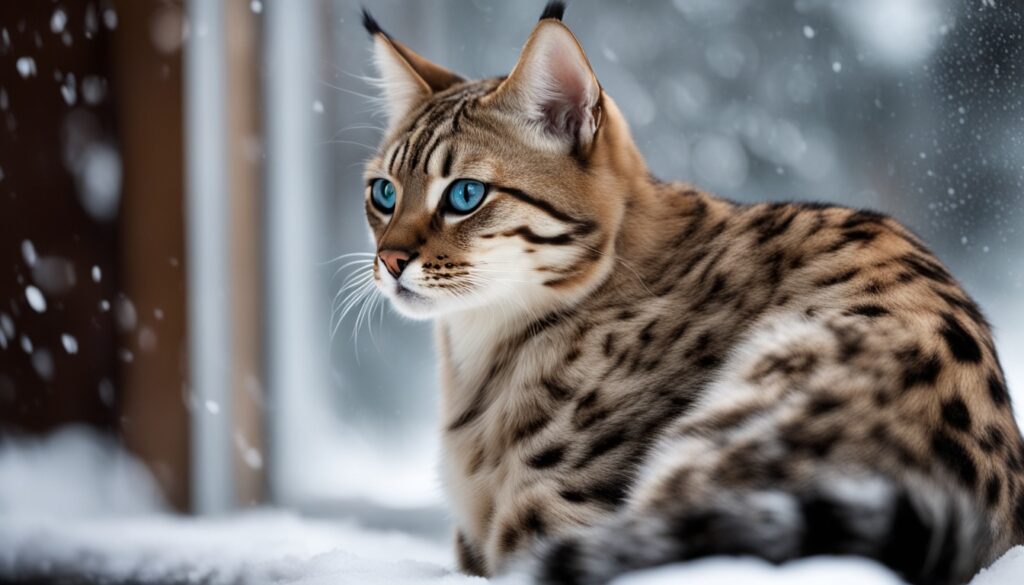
[358,3,1023,584]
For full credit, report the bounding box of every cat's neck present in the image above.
[438,262,612,384]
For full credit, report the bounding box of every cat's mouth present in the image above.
[395,283,423,300]
[379,278,437,319]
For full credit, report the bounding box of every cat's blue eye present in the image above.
[371,178,397,213]
[446,179,487,214]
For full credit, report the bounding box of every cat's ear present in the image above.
[485,5,602,152]
[362,9,464,128]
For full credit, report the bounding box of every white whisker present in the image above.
[322,139,378,152]
[320,251,375,266]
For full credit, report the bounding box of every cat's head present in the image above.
[361,2,643,320]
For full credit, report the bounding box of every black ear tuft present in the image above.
[539,1,567,22]
[361,7,388,38]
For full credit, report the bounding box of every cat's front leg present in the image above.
[455,527,489,577]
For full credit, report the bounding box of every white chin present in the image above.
[384,285,440,320]
[379,277,511,320]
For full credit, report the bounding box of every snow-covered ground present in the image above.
[0,513,478,585]
[4,512,1024,585]
[2,428,1023,585]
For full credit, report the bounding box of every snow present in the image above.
[103,8,118,30]
[61,333,78,354]
[0,429,475,585]
[972,547,1024,585]
[81,75,107,105]
[77,142,123,221]
[2,429,1024,584]
[234,433,264,470]
[15,56,36,78]
[837,0,940,67]
[3,515,1022,585]
[138,326,158,352]
[114,295,137,330]
[61,72,77,105]
[84,3,99,39]
[0,515,479,585]
[20,240,37,267]
[24,285,46,313]
[62,109,120,217]
[50,8,68,34]
[31,256,77,295]
[608,558,904,585]
[0,427,165,517]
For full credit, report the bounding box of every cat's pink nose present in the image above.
[379,249,414,279]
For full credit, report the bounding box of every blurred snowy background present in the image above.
[1,0,1023,583]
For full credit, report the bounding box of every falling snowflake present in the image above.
[50,8,68,34]
[61,333,79,354]
[61,73,77,105]
[25,286,47,313]
[21,240,37,266]
[16,57,37,78]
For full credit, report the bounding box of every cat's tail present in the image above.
[524,473,990,585]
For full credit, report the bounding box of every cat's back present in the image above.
[634,184,980,329]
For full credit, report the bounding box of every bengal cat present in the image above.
[356,3,1023,584]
